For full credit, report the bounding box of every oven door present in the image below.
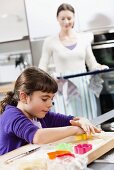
[92,42,114,68]
[92,42,114,114]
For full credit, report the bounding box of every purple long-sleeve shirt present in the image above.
[0,105,73,155]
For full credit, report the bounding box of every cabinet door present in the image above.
[77,0,114,31]
[25,0,79,39]
[0,0,28,42]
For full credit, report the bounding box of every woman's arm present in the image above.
[86,45,109,71]
[85,42,99,71]
[33,126,84,144]
[38,37,52,72]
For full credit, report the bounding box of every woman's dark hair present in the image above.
[0,67,58,113]
[56,3,75,17]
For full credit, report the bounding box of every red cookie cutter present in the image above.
[56,153,75,158]
[74,144,92,154]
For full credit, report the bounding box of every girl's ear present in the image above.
[19,91,28,104]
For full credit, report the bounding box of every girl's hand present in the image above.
[74,126,85,135]
[70,117,102,135]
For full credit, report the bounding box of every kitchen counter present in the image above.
[0,82,14,94]
[0,133,114,170]
[89,162,114,170]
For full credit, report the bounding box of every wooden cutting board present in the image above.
[85,132,114,164]
[1,132,114,169]
[56,132,114,164]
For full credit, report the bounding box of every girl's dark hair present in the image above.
[0,67,58,113]
[56,3,75,17]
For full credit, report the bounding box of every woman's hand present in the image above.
[95,64,109,70]
[70,117,102,135]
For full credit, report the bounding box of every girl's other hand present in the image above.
[70,117,102,135]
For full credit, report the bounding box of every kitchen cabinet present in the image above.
[77,0,114,32]
[0,0,28,42]
[25,0,114,39]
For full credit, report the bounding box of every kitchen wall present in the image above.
[25,0,114,38]
[0,0,32,83]
[0,40,32,82]
[25,0,114,65]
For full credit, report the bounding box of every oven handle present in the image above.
[92,43,114,49]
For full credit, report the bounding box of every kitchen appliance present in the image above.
[92,31,114,127]
[92,32,114,68]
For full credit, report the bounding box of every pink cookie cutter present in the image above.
[74,144,92,154]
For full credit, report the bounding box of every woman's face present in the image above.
[24,91,55,119]
[57,10,75,31]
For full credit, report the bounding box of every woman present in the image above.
[39,3,108,119]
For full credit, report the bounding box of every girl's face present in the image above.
[57,10,75,31]
[24,91,55,119]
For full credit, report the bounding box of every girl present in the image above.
[0,67,100,155]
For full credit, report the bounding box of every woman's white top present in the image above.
[39,32,98,73]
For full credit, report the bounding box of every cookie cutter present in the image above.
[56,152,75,158]
[55,143,72,152]
[74,144,92,154]
[75,133,92,141]
[47,150,71,159]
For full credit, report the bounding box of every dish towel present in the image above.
[57,79,80,105]
[88,74,104,98]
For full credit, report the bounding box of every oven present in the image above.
[92,42,114,68]
[92,32,114,115]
